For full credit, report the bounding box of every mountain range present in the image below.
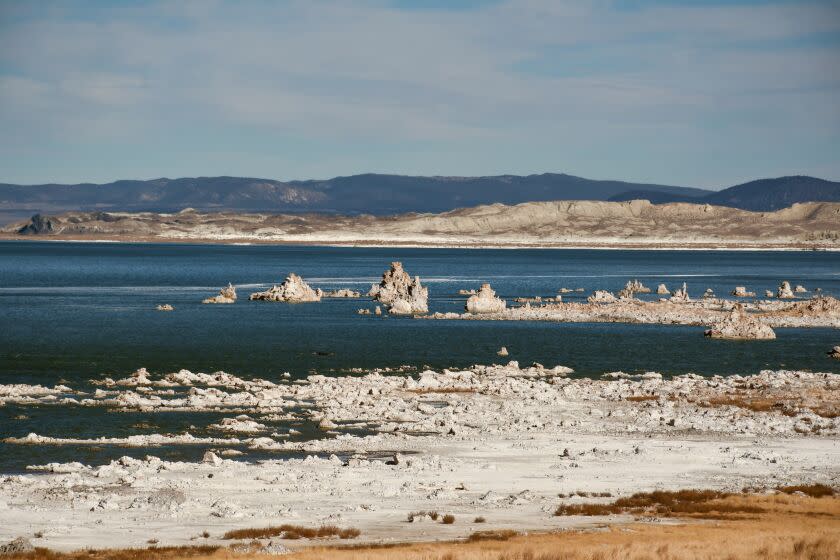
[0,173,838,225]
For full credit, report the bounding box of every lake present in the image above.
[1,241,838,471]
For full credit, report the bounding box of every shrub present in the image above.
[467,529,518,542]
[222,524,360,540]
[554,489,765,518]
[776,484,835,498]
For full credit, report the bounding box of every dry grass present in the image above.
[625,395,659,402]
[776,483,835,498]
[1,545,219,560]
[466,530,519,543]
[274,494,840,559]
[554,489,765,518]
[684,388,840,419]
[222,524,359,540]
[6,495,839,560]
[704,396,786,414]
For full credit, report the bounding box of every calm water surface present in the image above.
[1,241,838,471]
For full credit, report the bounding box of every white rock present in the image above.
[731,286,755,297]
[704,304,776,340]
[587,290,617,304]
[465,283,506,314]
[369,262,428,314]
[670,283,691,302]
[203,283,237,304]
[250,274,321,302]
[777,281,795,299]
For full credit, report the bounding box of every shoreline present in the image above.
[0,235,837,252]
[1,364,837,552]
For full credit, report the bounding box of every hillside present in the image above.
[3,174,837,225]
[609,176,840,210]
[0,173,706,222]
[704,176,840,210]
[5,200,839,249]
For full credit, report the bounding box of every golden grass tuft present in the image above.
[685,388,840,420]
[2,545,219,560]
[466,530,518,543]
[222,524,359,540]
[554,488,765,518]
[776,483,835,498]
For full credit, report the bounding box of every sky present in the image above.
[0,0,839,188]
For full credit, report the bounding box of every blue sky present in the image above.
[0,0,838,188]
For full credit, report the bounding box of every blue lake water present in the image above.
[1,241,838,472]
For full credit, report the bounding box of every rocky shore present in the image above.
[0,362,837,551]
[428,293,840,333]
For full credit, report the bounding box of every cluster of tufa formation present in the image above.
[669,283,690,303]
[618,279,651,298]
[656,283,670,295]
[155,304,174,312]
[731,286,756,297]
[465,283,507,314]
[323,289,361,298]
[203,283,237,304]
[704,304,776,340]
[777,281,795,299]
[587,290,617,304]
[249,274,321,302]
[369,262,428,315]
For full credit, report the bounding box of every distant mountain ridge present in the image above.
[0,173,706,223]
[0,173,837,225]
[608,175,840,211]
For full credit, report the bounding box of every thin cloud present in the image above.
[0,0,837,185]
